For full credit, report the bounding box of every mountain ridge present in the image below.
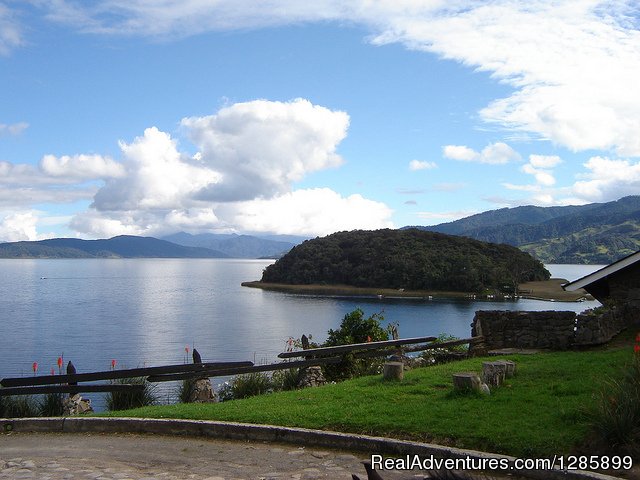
[410,195,640,264]
[0,235,228,259]
[160,232,298,259]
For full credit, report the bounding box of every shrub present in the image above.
[177,377,198,403]
[0,395,38,418]
[231,372,272,399]
[271,368,300,391]
[217,372,273,401]
[589,354,640,455]
[322,309,389,382]
[38,393,65,416]
[105,377,158,411]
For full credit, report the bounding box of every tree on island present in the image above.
[261,228,549,293]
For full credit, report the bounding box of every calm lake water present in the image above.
[0,259,602,408]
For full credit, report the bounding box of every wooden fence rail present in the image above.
[0,361,254,388]
[147,357,343,382]
[0,384,145,396]
[278,335,439,359]
[0,335,482,397]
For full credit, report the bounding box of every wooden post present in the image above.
[482,361,507,387]
[493,360,516,378]
[452,372,481,392]
[382,362,404,381]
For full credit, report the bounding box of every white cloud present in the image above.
[0,122,28,136]
[229,188,394,236]
[522,163,556,187]
[0,211,39,241]
[92,126,220,211]
[40,154,126,179]
[71,188,394,238]
[528,154,562,169]
[0,159,100,208]
[442,145,477,162]
[38,0,349,36]
[0,5,23,55]
[65,99,391,237]
[408,159,437,171]
[443,142,520,164]
[69,211,148,239]
[182,98,348,201]
[38,1,640,156]
[572,156,640,202]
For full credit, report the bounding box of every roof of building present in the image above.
[562,250,640,292]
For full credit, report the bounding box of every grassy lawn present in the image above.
[99,339,632,458]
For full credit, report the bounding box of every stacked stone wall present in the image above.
[472,311,576,350]
[472,306,639,352]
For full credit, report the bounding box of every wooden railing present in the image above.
[0,336,481,397]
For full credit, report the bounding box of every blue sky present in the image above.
[1,1,640,240]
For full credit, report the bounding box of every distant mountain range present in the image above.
[161,232,303,259]
[2,196,637,263]
[0,235,228,259]
[410,195,640,264]
[0,232,305,259]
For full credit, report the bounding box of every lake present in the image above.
[0,259,602,407]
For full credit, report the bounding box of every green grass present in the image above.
[98,343,631,458]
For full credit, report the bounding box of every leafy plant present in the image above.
[271,368,300,391]
[0,395,38,418]
[218,372,273,401]
[588,337,640,455]
[38,393,65,416]
[322,308,389,382]
[105,377,158,411]
[177,377,198,403]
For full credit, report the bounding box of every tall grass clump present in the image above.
[177,377,198,403]
[218,372,272,401]
[589,335,640,455]
[271,368,300,391]
[105,377,158,411]
[0,395,39,418]
[38,393,65,416]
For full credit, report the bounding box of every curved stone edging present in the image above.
[0,417,621,480]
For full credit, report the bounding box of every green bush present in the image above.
[0,395,38,418]
[218,372,273,401]
[271,368,300,391]
[589,355,640,454]
[105,377,158,411]
[38,393,65,416]
[177,377,198,403]
[322,308,389,382]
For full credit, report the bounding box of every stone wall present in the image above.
[471,306,638,352]
[471,311,576,351]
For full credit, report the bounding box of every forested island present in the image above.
[248,228,549,295]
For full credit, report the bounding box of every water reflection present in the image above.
[0,259,602,409]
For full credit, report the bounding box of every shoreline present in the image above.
[241,278,593,302]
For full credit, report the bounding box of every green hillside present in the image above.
[0,235,227,258]
[260,228,549,293]
[414,196,640,264]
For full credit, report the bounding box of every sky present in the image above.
[1,1,640,241]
